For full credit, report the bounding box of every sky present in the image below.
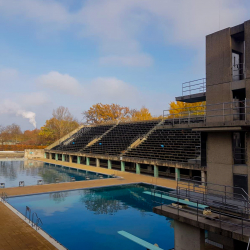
[0,0,250,130]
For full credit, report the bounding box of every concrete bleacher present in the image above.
[53,124,113,152]
[124,129,200,163]
[82,120,160,156]
[51,120,201,164]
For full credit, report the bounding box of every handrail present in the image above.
[1,192,8,202]
[149,187,249,215]
[178,178,250,202]
[182,78,206,96]
[163,98,250,124]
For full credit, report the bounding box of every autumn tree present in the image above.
[82,103,134,124]
[168,101,206,118]
[39,106,79,144]
[131,106,153,121]
[0,124,22,145]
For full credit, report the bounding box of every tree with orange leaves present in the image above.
[82,103,135,124]
[168,101,206,118]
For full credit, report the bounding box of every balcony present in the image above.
[163,99,250,126]
[175,78,206,103]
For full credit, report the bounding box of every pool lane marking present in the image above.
[118,230,164,250]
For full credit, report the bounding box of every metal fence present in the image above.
[163,99,250,124]
[182,78,206,96]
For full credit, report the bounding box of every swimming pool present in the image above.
[0,160,113,188]
[8,184,174,250]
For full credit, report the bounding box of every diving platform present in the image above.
[143,191,208,210]
[118,230,163,250]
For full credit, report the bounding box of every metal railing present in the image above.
[153,192,250,237]
[177,178,250,205]
[1,192,8,202]
[182,78,206,96]
[163,99,250,124]
[232,63,245,81]
[25,206,43,230]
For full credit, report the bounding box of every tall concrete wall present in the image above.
[207,132,233,189]
[206,28,232,123]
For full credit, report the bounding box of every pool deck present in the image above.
[0,159,196,250]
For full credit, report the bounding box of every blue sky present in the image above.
[0,0,249,130]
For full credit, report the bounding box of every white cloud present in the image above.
[36,71,84,96]
[35,71,173,115]
[99,54,153,67]
[17,92,50,107]
[0,0,248,67]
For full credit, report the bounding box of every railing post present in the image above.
[197,201,199,221]
[223,103,225,123]
[245,98,247,122]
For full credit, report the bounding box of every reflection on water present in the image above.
[8,184,175,250]
[0,160,112,188]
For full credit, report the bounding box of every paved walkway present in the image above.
[0,202,57,250]
[1,159,181,250]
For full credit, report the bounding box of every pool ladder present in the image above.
[1,192,8,202]
[25,206,43,230]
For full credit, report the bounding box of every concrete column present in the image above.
[49,153,52,160]
[174,220,205,250]
[121,161,125,172]
[175,168,180,181]
[201,171,206,185]
[86,157,90,166]
[96,158,100,167]
[108,160,112,169]
[62,155,65,162]
[69,155,73,163]
[77,156,81,164]
[55,154,58,161]
[154,165,159,178]
[189,170,192,179]
[136,163,140,174]
[44,153,47,159]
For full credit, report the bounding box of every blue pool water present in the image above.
[0,161,112,188]
[8,184,174,250]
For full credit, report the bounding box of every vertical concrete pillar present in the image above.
[62,155,65,162]
[121,161,125,172]
[189,170,192,179]
[44,153,47,159]
[77,156,81,164]
[108,160,112,169]
[55,154,58,161]
[96,158,100,167]
[201,171,206,185]
[69,155,73,163]
[175,168,180,181]
[86,157,90,166]
[154,165,159,178]
[49,153,52,160]
[174,220,205,250]
[136,163,140,174]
